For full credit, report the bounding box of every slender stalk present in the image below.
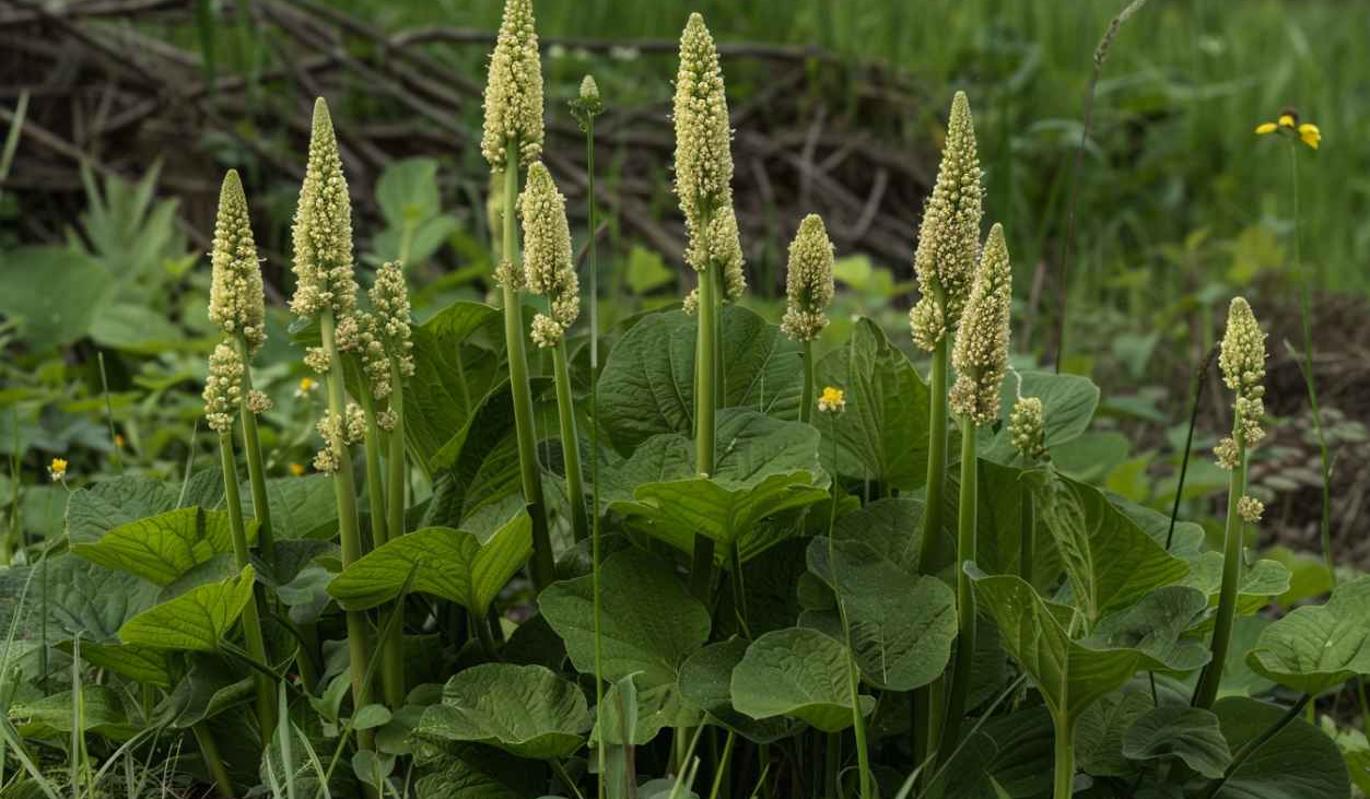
[218,431,276,738]
[552,344,589,542]
[235,334,275,566]
[941,421,978,752]
[192,723,235,798]
[707,731,737,799]
[1192,439,1248,708]
[824,731,840,799]
[379,367,407,708]
[914,337,950,772]
[1052,715,1074,799]
[1167,346,1216,551]
[501,140,554,589]
[800,340,815,424]
[691,226,720,599]
[826,416,871,799]
[319,310,373,749]
[359,395,388,548]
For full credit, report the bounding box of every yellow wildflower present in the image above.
[1254,108,1320,150]
[289,462,306,477]
[295,377,317,398]
[48,457,68,482]
[817,386,846,414]
[114,433,125,449]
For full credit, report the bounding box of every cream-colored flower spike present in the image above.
[949,223,1011,425]
[481,0,544,169]
[203,340,244,434]
[1214,297,1267,468]
[209,170,266,352]
[781,214,835,342]
[370,262,415,377]
[910,91,984,351]
[1009,395,1046,461]
[674,13,736,260]
[520,162,579,348]
[290,98,358,320]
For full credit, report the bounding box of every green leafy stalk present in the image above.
[359,395,388,548]
[501,142,554,590]
[1052,714,1075,799]
[216,429,277,739]
[552,345,588,542]
[800,340,815,424]
[691,248,720,599]
[913,337,950,768]
[940,421,978,750]
[381,366,407,707]
[235,335,275,565]
[1192,438,1248,709]
[192,723,235,797]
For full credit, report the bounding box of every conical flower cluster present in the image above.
[209,170,266,352]
[369,261,415,378]
[949,223,1011,425]
[290,98,358,320]
[481,0,544,169]
[910,91,984,351]
[780,214,835,342]
[520,163,580,348]
[1215,297,1267,469]
[203,341,244,434]
[1009,395,1047,461]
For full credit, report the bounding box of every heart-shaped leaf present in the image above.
[1211,696,1350,798]
[1246,575,1370,695]
[405,301,505,468]
[72,506,252,586]
[1121,706,1231,778]
[416,663,590,759]
[979,371,1100,465]
[678,638,801,743]
[118,565,256,652]
[731,627,873,732]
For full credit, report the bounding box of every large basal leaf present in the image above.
[1121,706,1231,778]
[1246,575,1370,695]
[730,627,873,733]
[411,741,545,799]
[118,565,256,652]
[970,571,1191,727]
[804,538,957,691]
[78,641,173,688]
[593,674,700,746]
[157,654,254,728]
[1182,552,1293,618]
[597,306,801,452]
[406,301,505,469]
[814,317,930,489]
[328,510,531,615]
[0,245,112,351]
[1212,696,1350,799]
[9,685,136,740]
[65,474,214,544]
[1074,690,1153,777]
[251,474,339,540]
[0,555,158,643]
[72,506,252,586]
[830,496,926,576]
[979,371,1100,465]
[416,663,590,759]
[1084,585,1211,674]
[540,549,710,688]
[678,638,801,743]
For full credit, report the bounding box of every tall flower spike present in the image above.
[481,0,544,169]
[1215,297,1267,467]
[781,214,835,342]
[520,162,580,348]
[290,98,358,320]
[203,341,244,434]
[370,262,415,377]
[1009,395,1047,461]
[209,170,266,352]
[910,91,984,350]
[949,223,1011,425]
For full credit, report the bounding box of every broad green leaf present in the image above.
[830,496,926,576]
[411,741,545,799]
[731,627,873,732]
[1181,553,1292,618]
[804,538,957,690]
[540,549,710,687]
[1074,690,1152,777]
[377,157,442,224]
[678,638,801,743]
[77,641,173,687]
[0,555,157,643]
[9,685,136,740]
[1246,575,1370,695]
[979,371,1100,464]
[814,317,930,489]
[1219,616,1276,699]
[253,474,339,540]
[89,302,182,353]
[416,663,590,759]
[328,511,531,614]
[406,301,505,468]
[1212,696,1350,799]
[157,654,254,728]
[72,506,251,585]
[0,245,111,350]
[971,571,1187,727]
[594,674,700,746]
[65,475,186,544]
[597,306,801,452]
[118,565,256,652]
[1085,586,1211,673]
[1121,706,1230,778]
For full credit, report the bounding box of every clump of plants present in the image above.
[0,2,1363,798]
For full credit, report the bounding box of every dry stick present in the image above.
[1051,0,1150,372]
[1165,346,1218,552]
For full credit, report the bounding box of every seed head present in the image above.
[949,223,1011,426]
[203,340,245,434]
[570,74,604,131]
[481,0,544,169]
[780,214,835,342]
[910,91,984,350]
[1218,297,1267,448]
[520,162,580,348]
[1009,395,1047,461]
[209,170,266,352]
[290,98,358,320]
[370,262,415,377]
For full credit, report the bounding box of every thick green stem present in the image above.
[585,112,607,799]
[359,395,388,548]
[1193,439,1248,709]
[824,731,840,799]
[192,723,235,798]
[941,421,979,751]
[691,254,720,600]
[501,141,554,590]
[378,371,407,708]
[552,344,589,542]
[218,431,276,739]
[914,337,951,772]
[1019,490,1035,585]
[320,310,373,749]
[1052,715,1075,799]
[235,335,275,566]
[800,339,815,424]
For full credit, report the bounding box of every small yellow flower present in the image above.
[289,462,306,477]
[817,386,846,414]
[49,458,68,482]
[295,377,318,399]
[1254,108,1320,149]
[114,433,125,449]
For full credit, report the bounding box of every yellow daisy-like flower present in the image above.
[295,376,318,398]
[289,462,306,477]
[817,386,846,414]
[49,457,68,482]
[1254,108,1320,150]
